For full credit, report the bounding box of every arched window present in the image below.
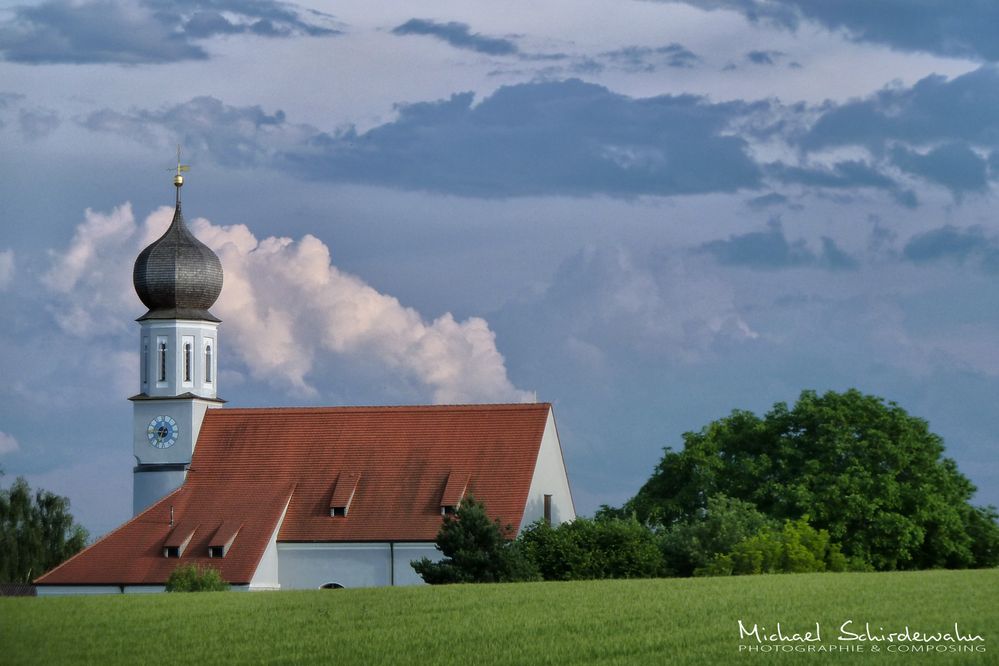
[184,343,192,383]
[158,342,167,382]
[205,343,213,383]
[142,339,149,386]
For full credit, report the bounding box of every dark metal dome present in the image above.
[133,203,223,322]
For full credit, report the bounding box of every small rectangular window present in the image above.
[208,546,224,558]
[157,339,167,383]
[441,505,457,516]
[183,343,192,383]
[164,546,180,558]
[330,506,347,517]
[204,340,213,384]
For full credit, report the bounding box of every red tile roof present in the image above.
[37,403,551,586]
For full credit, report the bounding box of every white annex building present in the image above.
[36,173,575,594]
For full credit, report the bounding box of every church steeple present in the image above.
[131,158,225,515]
[133,157,223,323]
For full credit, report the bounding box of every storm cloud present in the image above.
[697,219,859,270]
[391,19,517,55]
[671,0,999,62]
[0,0,336,64]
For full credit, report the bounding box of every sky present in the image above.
[1,0,998,538]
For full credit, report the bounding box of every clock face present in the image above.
[147,415,179,449]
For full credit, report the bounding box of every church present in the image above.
[35,170,575,594]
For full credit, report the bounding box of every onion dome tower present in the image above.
[133,181,223,323]
[130,155,226,516]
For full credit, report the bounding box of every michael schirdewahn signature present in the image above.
[737,620,986,654]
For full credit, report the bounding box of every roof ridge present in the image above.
[208,402,551,414]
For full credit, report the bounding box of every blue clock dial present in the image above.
[147,415,178,449]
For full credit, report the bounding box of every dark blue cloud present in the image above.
[766,160,916,206]
[0,0,336,65]
[18,107,61,140]
[697,219,858,270]
[803,66,999,152]
[286,80,764,197]
[600,44,700,71]
[891,143,989,196]
[745,49,784,65]
[746,192,789,210]
[818,237,860,270]
[81,81,765,198]
[672,0,999,61]
[903,226,999,273]
[391,19,517,56]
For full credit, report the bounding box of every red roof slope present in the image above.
[37,403,551,586]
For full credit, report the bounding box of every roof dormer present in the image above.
[330,471,360,517]
[163,521,198,558]
[440,471,470,516]
[208,520,242,558]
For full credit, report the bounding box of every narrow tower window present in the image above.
[158,341,167,382]
[142,339,149,387]
[205,343,213,383]
[184,342,192,383]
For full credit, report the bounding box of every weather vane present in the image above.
[169,145,190,205]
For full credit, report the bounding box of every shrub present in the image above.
[165,563,229,592]
[659,495,774,577]
[698,518,849,576]
[519,516,663,580]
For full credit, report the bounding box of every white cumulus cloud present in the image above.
[0,249,13,290]
[43,204,530,405]
[0,431,19,455]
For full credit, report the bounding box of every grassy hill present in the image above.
[2,569,995,664]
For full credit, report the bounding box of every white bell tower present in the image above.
[130,157,225,515]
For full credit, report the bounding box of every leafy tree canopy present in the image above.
[0,472,89,583]
[412,496,538,584]
[625,389,999,571]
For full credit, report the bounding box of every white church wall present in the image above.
[123,585,165,594]
[277,542,442,589]
[518,408,576,532]
[248,497,291,590]
[37,586,122,596]
[278,543,390,589]
[392,543,441,586]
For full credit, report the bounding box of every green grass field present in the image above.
[1,569,995,665]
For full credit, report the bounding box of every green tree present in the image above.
[412,496,539,584]
[699,518,849,576]
[0,473,89,583]
[624,389,999,571]
[519,516,663,580]
[659,495,775,577]
[165,563,229,592]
